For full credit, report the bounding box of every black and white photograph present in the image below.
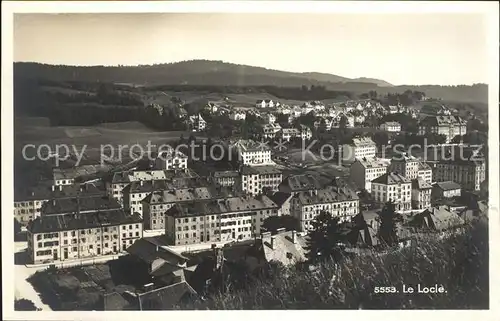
[2,1,499,318]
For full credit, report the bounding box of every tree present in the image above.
[262,215,301,234]
[372,131,389,149]
[306,211,345,263]
[378,201,402,247]
[14,299,39,311]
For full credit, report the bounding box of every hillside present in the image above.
[14,60,392,89]
[13,61,488,104]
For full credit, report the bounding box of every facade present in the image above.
[341,137,377,163]
[188,114,206,132]
[262,123,282,139]
[142,186,235,230]
[155,147,188,171]
[107,170,170,205]
[266,113,277,124]
[432,158,486,191]
[164,195,279,245]
[371,172,412,213]
[380,121,402,132]
[211,170,240,187]
[240,165,283,196]
[432,181,462,199]
[278,128,300,142]
[300,125,313,141]
[350,157,390,192]
[418,115,467,143]
[389,154,432,183]
[231,139,273,166]
[229,111,246,121]
[411,178,432,210]
[26,210,143,264]
[290,187,360,232]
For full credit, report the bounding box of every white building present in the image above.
[26,210,143,264]
[262,123,282,139]
[389,154,432,183]
[188,114,206,132]
[256,99,277,108]
[350,157,390,192]
[266,113,277,124]
[411,178,432,210]
[300,125,313,141]
[155,147,188,171]
[291,187,360,232]
[106,170,170,205]
[341,137,377,163]
[418,115,467,143]
[240,165,283,196]
[278,128,300,142]
[380,121,402,132]
[232,139,273,166]
[229,111,247,121]
[371,172,412,213]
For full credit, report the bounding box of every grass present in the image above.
[177,219,488,310]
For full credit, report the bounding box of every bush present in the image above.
[178,220,488,309]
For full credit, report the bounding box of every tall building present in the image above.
[389,154,433,183]
[341,137,377,163]
[411,178,432,210]
[371,172,412,213]
[26,210,143,264]
[418,115,467,143]
[240,165,283,196]
[290,187,360,232]
[164,195,279,245]
[350,157,390,192]
[231,139,273,166]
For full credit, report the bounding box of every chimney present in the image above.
[291,230,297,244]
[270,236,276,249]
[51,185,55,192]
[140,180,144,186]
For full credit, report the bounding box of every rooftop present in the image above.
[143,185,238,205]
[241,165,282,176]
[412,177,432,190]
[166,195,278,218]
[42,195,121,216]
[294,187,359,206]
[434,181,462,191]
[372,172,411,185]
[356,157,390,169]
[231,139,271,152]
[281,174,324,192]
[27,209,142,234]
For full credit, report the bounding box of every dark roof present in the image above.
[434,181,462,191]
[372,172,410,185]
[268,192,293,207]
[27,210,142,234]
[14,183,105,202]
[126,237,188,265]
[138,282,197,310]
[241,165,282,176]
[103,292,135,311]
[42,195,121,216]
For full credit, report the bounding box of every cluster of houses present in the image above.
[14,96,487,310]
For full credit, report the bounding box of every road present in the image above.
[14,242,52,311]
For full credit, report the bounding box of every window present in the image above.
[72,247,77,252]
[135,224,139,229]
[38,242,42,248]
[135,232,139,237]
[63,232,68,237]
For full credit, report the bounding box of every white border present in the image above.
[2,1,499,320]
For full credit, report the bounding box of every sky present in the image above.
[13,13,490,86]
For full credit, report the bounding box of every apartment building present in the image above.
[211,170,240,187]
[14,183,105,225]
[26,210,143,264]
[290,187,360,232]
[278,128,300,142]
[431,150,486,191]
[141,185,237,230]
[418,115,467,143]
[432,181,462,199]
[188,114,206,132]
[350,157,390,192]
[262,123,282,139]
[299,125,312,141]
[164,195,279,245]
[279,173,325,196]
[411,177,432,210]
[240,165,283,196]
[106,170,169,205]
[155,147,188,171]
[389,154,433,183]
[371,172,412,213]
[231,139,273,166]
[379,121,402,132]
[341,137,377,163]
